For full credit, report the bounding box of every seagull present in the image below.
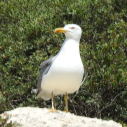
[32,24,84,112]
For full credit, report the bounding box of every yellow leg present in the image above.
[64,92,68,112]
[48,92,57,112]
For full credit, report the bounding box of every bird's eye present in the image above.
[71,27,75,29]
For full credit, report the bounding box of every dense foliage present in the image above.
[0,0,127,124]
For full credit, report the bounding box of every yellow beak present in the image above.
[55,28,67,33]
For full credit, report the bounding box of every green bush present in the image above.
[0,0,127,124]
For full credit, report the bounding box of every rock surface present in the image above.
[1,107,121,127]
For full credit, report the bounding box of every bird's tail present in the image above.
[31,89,38,94]
[36,90,51,100]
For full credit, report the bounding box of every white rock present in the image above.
[1,107,122,127]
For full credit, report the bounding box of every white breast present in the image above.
[41,39,84,95]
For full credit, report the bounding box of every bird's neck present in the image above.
[59,38,80,55]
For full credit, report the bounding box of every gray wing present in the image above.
[36,56,55,94]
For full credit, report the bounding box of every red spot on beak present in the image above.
[55,29,59,33]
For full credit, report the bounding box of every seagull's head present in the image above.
[55,24,82,40]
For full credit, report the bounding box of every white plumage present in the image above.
[33,24,84,112]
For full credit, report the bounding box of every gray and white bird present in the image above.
[32,24,84,112]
